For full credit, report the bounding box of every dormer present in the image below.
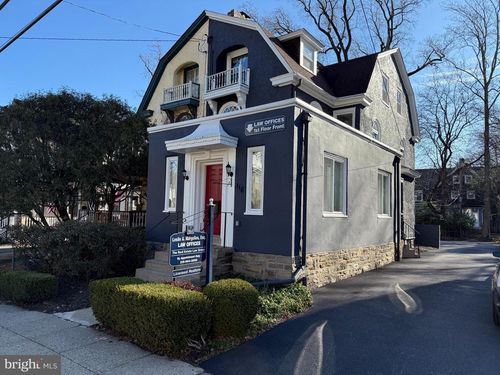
[278,29,324,74]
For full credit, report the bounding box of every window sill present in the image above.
[377,214,392,219]
[244,210,263,216]
[323,212,348,218]
[163,209,176,213]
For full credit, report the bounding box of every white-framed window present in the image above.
[219,101,241,114]
[372,119,381,141]
[453,175,460,184]
[226,47,249,70]
[245,146,265,215]
[300,40,317,73]
[415,190,423,202]
[333,108,355,127]
[378,171,391,216]
[465,175,472,184]
[323,153,347,216]
[451,191,459,200]
[396,89,403,115]
[467,190,476,200]
[164,156,178,212]
[382,73,390,105]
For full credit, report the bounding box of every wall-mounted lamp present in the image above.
[182,168,189,181]
[224,163,234,187]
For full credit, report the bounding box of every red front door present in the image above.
[205,164,222,235]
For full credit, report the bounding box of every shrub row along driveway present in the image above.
[0,304,204,375]
[202,241,500,375]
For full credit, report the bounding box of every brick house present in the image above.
[135,10,420,287]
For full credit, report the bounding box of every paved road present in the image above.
[203,241,500,375]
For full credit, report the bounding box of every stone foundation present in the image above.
[232,252,295,280]
[306,243,395,288]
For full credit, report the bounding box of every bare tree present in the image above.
[139,42,164,77]
[418,74,477,215]
[447,0,500,239]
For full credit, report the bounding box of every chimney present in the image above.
[227,9,250,19]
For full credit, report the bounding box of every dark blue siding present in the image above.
[145,106,296,257]
[145,125,198,243]
[222,107,295,256]
[208,20,291,111]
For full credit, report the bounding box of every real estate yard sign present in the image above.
[169,232,206,278]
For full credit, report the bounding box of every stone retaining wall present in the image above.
[232,252,295,280]
[306,243,395,288]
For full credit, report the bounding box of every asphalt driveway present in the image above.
[202,241,500,375]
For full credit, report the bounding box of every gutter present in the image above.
[393,156,401,261]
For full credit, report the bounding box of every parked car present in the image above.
[492,251,500,325]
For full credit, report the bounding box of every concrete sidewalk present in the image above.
[0,304,205,375]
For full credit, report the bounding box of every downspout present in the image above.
[252,110,310,288]
[393,156,401,261]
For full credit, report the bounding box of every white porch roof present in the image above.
[164,120,238,153]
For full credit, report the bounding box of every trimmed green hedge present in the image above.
[0,270,58,303]
[89,278,211,356]
[89,277,145,328]
[203,279,259,338]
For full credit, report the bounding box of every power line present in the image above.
[0,0,10,11]
[0,36,178,43]
[62,0,201,41]
[0,0,63,54]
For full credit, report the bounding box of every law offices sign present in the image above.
[169,232,206,279]
[244,115,286,136]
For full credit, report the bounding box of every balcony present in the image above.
[160,82,200,111]
[205,66,250,112]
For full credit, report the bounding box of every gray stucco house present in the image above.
[136,10,420,287]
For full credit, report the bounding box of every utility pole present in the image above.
[0,0,63,54]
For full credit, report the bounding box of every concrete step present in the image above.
[135,267,173,282]
[154,251,169,262]
[145,259,172,273]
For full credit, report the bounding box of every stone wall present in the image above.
[306,243,395,288]
[232,252,295,280]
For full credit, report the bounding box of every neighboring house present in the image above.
[416,160,497,231]
[137,10,420,287]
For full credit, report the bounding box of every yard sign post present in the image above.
[206,198,215,285]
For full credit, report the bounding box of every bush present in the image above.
[11,221,146,280]
[90,278,211,356]
[164,280,202,292]
[203,279,259,338]
[89,277,145,327]
[0,270,57,303]
[251,283,312,334]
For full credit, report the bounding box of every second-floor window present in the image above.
[453,175,460,184]
[231,54,249,70]
[465,175,472,184]
[333,108,355,127]
[184,65,199,84]
[382,73,390,105]
[451,191,459,200]
[467,190,476,200]
[396,89,403,114]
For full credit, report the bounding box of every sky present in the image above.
[0,0,448,110]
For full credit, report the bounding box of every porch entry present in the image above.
[205,164,222,235]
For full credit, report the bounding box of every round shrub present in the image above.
[90,278,211,356]
[0,270,58,303]
[203,278,259,338]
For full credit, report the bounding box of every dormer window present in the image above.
[184,65,199,84]
[302,41,316,73]
[278,29,324,75]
